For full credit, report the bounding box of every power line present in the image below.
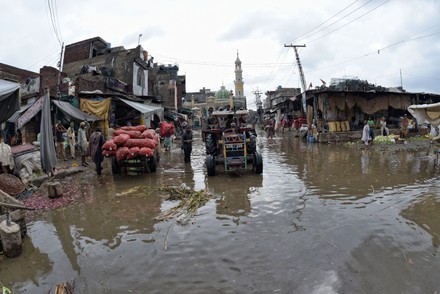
[47,0,62,46]
[52,0,63,43]
[26,50,60,71]
[309,28,440,75]
[288,0,367,44]
[152,53,292,68]
[307,0,391,44]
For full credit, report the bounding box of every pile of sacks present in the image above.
[102,125,159,161]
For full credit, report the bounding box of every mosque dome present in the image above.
[215,85,231,100]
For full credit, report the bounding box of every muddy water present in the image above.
[2,131,440,293]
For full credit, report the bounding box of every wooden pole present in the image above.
[0,201,35,211]
[0,188,25,206]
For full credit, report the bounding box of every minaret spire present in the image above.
[234,51,243,99]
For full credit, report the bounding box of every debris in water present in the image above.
[154,184,211,223]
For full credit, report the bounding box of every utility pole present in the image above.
[55,42,64,121]
[252,87,263,123]
[284,44,307,114]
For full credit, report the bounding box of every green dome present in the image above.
[215,85,230,100]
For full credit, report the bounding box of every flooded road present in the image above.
[2,130,440,293]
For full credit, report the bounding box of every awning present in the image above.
[408,102,440,127]
[17,95,45,129]
[52,100,101,122]
[7,103,33,123]
[118,98,164,118]
[0,79,20,124]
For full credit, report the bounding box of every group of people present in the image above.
[54,120,105,175]
[361,115,410,146]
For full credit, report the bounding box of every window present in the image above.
[137,69,145,87]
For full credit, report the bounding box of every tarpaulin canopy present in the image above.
[7,103,33,123]
[40,94,57,174]
[0,79,20,124]
[118,98,164,119]
[17,95,45,129]
[79,98,111,134]
[52,100,101,122]
[408,102,440,127]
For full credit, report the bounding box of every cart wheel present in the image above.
[111,158,121,174]
[253,152,263,174]
[206,155,216,176]
[149,156,157,173]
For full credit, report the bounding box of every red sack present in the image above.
[160,122,175,137]
[113,129,142,138]
[134,125,147,132]
[113,134,130,146]
[102,139,117,150]
[126,146,140,159]
[123,138,157,149]
[116,147,129,161]
[139,129,156,139]
[121,125,147,132]
[139,147,154,157]
[103,149,117,156]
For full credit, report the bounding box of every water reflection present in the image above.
[400,193,440,247]
[3,131,440,293]
[361,149,370,174]
[291,144,436,201]
[1,221,76,292]
[207,174,262,220]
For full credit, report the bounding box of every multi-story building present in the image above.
[62,36,185,110]
[264,87,301,115]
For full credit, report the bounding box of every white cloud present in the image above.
[1,0,440,109]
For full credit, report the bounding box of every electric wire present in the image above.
[46,0,62,46]
[309,28,440,75]
[288,0,369,44]
[306,0,391,44]
[52,0,63,43]
[26,50,60,70]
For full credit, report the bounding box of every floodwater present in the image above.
[1,130,440,293]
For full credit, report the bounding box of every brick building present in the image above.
[62,36,186,110]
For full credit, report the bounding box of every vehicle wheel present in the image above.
[205,134,218,156]
[148,156,157,173]
[206,155,216,176]
[253,152,263,174]
[247,134,257,155]
[111,157,121,174]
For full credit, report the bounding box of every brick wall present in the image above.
[39,66,68,97]
[64,42,91,64]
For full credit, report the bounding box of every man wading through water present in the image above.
[89,127,105,175]
[181,125,193,163]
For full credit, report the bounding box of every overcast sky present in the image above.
[1,0,440,109]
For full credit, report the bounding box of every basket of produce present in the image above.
[0,174,25,196]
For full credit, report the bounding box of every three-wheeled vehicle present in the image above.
[202,110,263,176]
